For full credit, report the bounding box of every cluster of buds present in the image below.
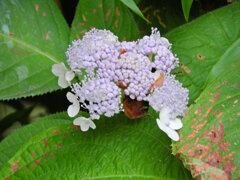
[52,28,189,141]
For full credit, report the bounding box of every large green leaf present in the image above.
[166,2,240,104]
[0,111,193,179]
[181,0,193,21]
[70,0,139,42]
[0,0,69,100]
[172,59,240,179]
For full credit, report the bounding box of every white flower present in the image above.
[67,92,80,117]
[52,63,75,88]
[156,106,183,141]
[73,117,96,131]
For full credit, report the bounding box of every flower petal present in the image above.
[52,63,67,76]
[66,92,78,103]
[65,71,75,81]
[89,120,96,129]
[73,117,82,126]
[157,118,179,141]
[169,118,183,130]
[58,75,69,88]
[67,104,80,117]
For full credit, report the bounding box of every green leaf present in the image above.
[0,111,193,179]
[172,60,240,179]
[181,0,193,21]
[0,0,69,100]
[70,0,139,42]
[166,2,240,104]
[120,0,149,23]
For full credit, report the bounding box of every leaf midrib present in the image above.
[0,32,60,64]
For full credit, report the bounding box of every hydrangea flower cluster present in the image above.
[52,28,189,141]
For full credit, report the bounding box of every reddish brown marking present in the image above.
[77,22,84,27]
[216,112,224,118]
[179,133,182,144]
[193,137,199,146]
[64,132,69,136]
[199,106,213,121]
[43,153,56,158]
[104,9,111,21]
[93,8,96,14]
[222,160,237,179]
[235,83,240,88]
[193,118,196,121]
[69,126,80,129]
[21,167,26,170]
[8,32,13,36]
[180,63,191,73]
[115,7,120,16]
[204,124,224,143]
[82,14,87,22]
[186,130,197,140]
[30,165,34,170]
[196,120,207,131]
[150,74,164,91]
[42,139,48,148]
[234,100,238,104]
[42,12,46,17]
[215,84,221,89]
[76,34,80,39]
[11,160,20,173]
[123,96,149,119]
[31,151,35,158]
[56,143,63,149]
[98,4,103,8]
[116,81,127,88]
[45,31,50,40]
[223,151,236,160]
[196,144,211,151]
[219,119,223,123]
[212,110,219,116]
[175,145,178,151]
[114,19,119,28]
[222,104,225,108]
[180,143,190,153]
[197,54,205,60]
[80,29,87,36]
[218,142,230,151]
[222,80,228,85]
[6,178,10,180]
[90,26,95,29]
[194,105,202,115]
[118,49,127,57]
[34,160,40,166]
[238,113,240,116]
[227,96,231,99]
[122,37,126,41]
[35,4,39,12]
[191,121,198,129]
[53,129,62,134]
[209,97,218,102]
[199,152,208,160]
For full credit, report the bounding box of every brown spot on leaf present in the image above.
[69,126,80,130]
[45,31,50,40]
[238,113,240,116]
[98,4,102,8]
[218,142,230,151]
[209,97,218,102]
[123,96,149,119]
[104,9,111,21]
[31,151,35,158]
[216,112,224,118]
[64,132,69,136]
[186,130,197,140]
[180,142,190,153]
[11,160,20,173]
[93,8,96,14]
[215,84,221,89]
[114,19,119,28]
[76,34,80,39]
[80,29,87,36]
[235,83,240,88]
[35,4,39,12]
[8,32,13,36]
[34,160,40,166]
[30,165,34,170]
[196,120,207,130]
[115,7,120,16]
[82,14,87,22]
[53,129,62,134]
[234,100,238,104]
[227,96,231,99]
[222,80,228,85]
[212,110,219,116]
[56,143,63,149]
[180,63,191,73]
[43,153,56,158]
[122,37,126,41]
[42,12,46,17]
[199,106,213,121]
[42,139,48,148]
[194,105,202,115]
[197,54,205,60]
[77,22,84,27]
[193,137,199,146]
[191,121,198,129]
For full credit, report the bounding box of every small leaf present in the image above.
[120,0,149,23]
[70,0,139,41]
[0,111,193,179]
[0,0,70,100]
[181,0,193,21]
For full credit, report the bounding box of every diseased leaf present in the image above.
[172,60,240,179]
[0,0,69,100]
[166,2,240,104]
[120,0,149,23]
[0,111,193,179]
[70,0,139,42]
[181,0,193,21]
